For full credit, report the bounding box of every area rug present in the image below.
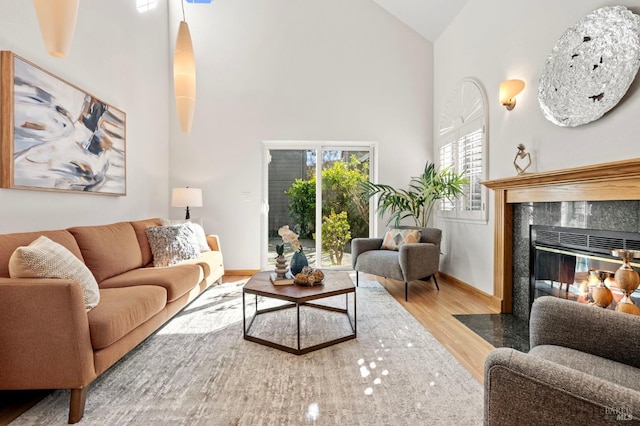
[14,275,483,425]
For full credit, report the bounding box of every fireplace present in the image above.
[530,225,640,311]
[482,158,640,318]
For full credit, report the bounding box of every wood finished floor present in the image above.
[370,272,500,383]
[0,273,498,425]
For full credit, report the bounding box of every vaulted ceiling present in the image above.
[372,0,469,42]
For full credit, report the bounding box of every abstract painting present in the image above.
[0,51,126,195]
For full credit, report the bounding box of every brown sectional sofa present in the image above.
[0,218,224,423]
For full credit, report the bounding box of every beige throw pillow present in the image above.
[8,236,100,311]
[381,228,422,251]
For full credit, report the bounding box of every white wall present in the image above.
[0,0,170,233]
[168,0,434,270]
[434,0,640,294]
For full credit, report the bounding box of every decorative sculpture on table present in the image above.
[513,144,532,175]
[538,6,640,127]
[278,225,308,275]
[274,244,287,280]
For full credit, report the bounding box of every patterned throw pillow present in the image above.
[8,236,100,311]
[381,228,422,251]
[160,219,211,252]
[146,224,201,267]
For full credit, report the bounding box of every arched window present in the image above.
[438,78,488,222]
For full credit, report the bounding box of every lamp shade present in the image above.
[172,187,202,208]
[33,0,79,58]
[173,21,196,134]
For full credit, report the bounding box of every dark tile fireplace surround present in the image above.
[461,159,640,351]
[513,200,640,321]
[459,201,640,352]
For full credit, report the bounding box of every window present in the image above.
[438,79,488,222]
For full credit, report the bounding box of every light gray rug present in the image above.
[14,275,483,425]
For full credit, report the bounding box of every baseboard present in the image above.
[224,270,259,276]
[437,272,502,312]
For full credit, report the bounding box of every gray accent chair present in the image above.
[484,296,640,425]
[351,227,441,301]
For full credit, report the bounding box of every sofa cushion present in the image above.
[130,218,163,266]
[88,286,166,350]
[0,230,82,278]
[530,344,640,392]
[99,263,204,302]
[146,224,201,267]
[381,228,422,251]
[177,250,224,285]
[8,236,100,311]
[68,222,143,283]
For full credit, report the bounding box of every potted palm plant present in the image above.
[359,162,468,227]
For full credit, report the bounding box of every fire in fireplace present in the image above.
[530,225,640,310]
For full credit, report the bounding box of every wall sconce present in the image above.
[33,0,79,58]
[499,79,525,111]
[172,187,202,220]
[174,0,196,133]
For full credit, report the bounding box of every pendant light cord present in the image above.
[181,0,186,22]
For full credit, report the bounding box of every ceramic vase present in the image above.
[290,248,308,276]
[612,249,640,315]
[590,270,613,308]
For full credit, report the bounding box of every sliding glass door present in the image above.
[262,142,375,271]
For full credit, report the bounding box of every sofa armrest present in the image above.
[206,234,222,252]
[0,278,95,390]
[485,347,640,425]
[351,238,383,269]
[398,243,439,281]
[530,296,640,369]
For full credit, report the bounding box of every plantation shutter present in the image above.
[457,124,483,212]
[438,135,455,212]
[436,79,488,223]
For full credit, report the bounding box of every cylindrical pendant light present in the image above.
[33,0,79,58]
[173,20,196,134]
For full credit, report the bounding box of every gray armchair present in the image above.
[351,227,441,301]
[484,296,640,425]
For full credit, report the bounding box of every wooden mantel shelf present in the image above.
[481,157,640,313]
[483,157,640,190]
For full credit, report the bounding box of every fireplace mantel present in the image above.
[482,158,640,313]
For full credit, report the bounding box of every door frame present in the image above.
[261,140,378,271]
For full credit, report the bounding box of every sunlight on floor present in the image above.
[356,338,391,396]
[304,402,320,422]
[157,279,248,335]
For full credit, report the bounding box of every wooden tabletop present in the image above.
[243,270,355,303]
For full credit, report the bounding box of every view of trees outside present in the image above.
[267,149,370,269]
